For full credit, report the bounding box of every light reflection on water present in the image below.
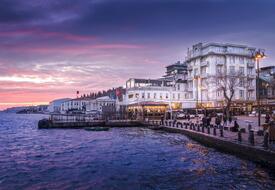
[0,113,274,190]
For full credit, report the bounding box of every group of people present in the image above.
[201,113,240,132]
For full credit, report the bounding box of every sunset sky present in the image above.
[0,0,274,110]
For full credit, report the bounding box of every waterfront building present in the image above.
[259,66,275,112]
[184,42,257,112]
[48,98,71,113]
[124,62,188,119]
[86,96,116,116]
[125,77,185,110]
[61,97,91,113]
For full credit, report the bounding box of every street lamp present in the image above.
[253,49,266,127]
[194,75,200,117]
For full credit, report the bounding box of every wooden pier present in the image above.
[38,114,144,129]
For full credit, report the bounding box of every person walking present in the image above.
[229,115,233,125]
[207,116,211,127]
[232,120,239,132]
[215,116,221,128]
[265,114,270,124]
[223,114,227,127]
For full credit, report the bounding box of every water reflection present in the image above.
[0,113,274,190]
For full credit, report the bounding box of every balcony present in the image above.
[248,85,255,90]
[247,74,256,78]
[200,73,209,78]
[187,65,193,71]
[200,61,209,67]
[247,62,255,68]
[187,76,193,80]
[216,62,224,66]
[187,87,193,92]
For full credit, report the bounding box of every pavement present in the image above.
[163,117,275,151]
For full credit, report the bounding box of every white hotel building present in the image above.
[184,42,257,109]
[124,62,187,111]
[123,42,258,112]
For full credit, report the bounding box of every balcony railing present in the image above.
[247,62,255,68]
[187,65,193,71]
[200,73,209,78]
[200,61,209,67]
[216,62,224,66]
[247,74,256,78]
[187,76,193,80]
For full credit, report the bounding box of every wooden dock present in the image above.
[38,114,144,129]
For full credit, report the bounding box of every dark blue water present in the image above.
[0,113,275,190]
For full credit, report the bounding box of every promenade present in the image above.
[147,117,275,168]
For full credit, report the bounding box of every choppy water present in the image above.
[0,113,275,190]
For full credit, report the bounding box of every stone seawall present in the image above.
[161,126,275,169]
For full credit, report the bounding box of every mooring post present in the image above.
[238,130,242,142]
[220,127,224,137]
[202,125,205,133]
[213,127,217,136]
[196,124,200,132]
[263,131,269,149]
[249,130,255,145]
[207,126,210,134]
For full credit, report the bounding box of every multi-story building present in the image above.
[125,62,187,110]
[48,98,71,113]
[86,96,116,114]
[184,42,257,111]
[259,66,275,111]
[61,97,91,113]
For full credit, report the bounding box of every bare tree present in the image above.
[208,69,251,118]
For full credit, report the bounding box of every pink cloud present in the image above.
[0,28,97,41]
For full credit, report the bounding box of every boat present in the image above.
[84,127,110,131]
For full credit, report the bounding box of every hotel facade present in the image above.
[122,42,258,113]
[184,42,257,110]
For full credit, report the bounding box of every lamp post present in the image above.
[194,75,200,117]
[253,49,266,127]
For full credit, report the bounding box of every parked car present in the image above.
[249,111,267,117]
[176,113,185,119]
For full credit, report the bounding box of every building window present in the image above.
[147,93,150,99]
[229,66,235,73]
[239,67,244,74]
[194,68,198,76]
[128,94,133,99]
[154,93,157,99]
[160,93,163,99]
[185,93,188,99]
[166,93,169,99]
[178,93,180,100]
[142,93,145,99]
[177,84,180,90]
[173,93,175,99]
[240,57,244,64]
[239,78,244,87]
[240,90,244,98]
